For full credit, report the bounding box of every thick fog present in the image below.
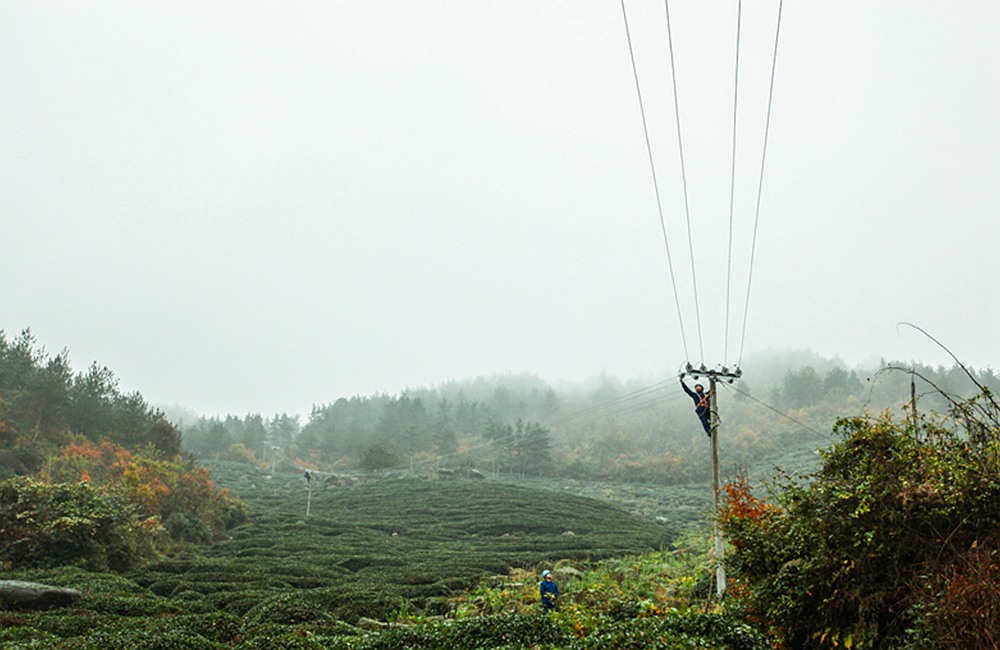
[2,2,997,417]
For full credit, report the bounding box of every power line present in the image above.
[737,0,784,367]
[663,0,704,363]
[554,379,676,420]
[555,391,687,427]
[720,382,828,437]
[620,0,690,362]
[724,0,743,363]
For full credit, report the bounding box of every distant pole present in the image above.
[306,484,312,517]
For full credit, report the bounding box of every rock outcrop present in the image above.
[0,580,82,610]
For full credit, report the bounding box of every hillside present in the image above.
[139,463,675,614]
[0,466,722,649]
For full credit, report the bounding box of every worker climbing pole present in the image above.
[681,364,741,596]
[620,0,784,600]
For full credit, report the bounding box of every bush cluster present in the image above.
[0,477,158,571]
[721,387,1000,648]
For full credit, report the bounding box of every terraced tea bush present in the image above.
[84,592,184,617]
[336,614,569,650]
[58,627,224,650]
[203,588,274,616]
[244,592,339,626]
[233,624,336,650]
[27,611,108,638]
[132,467,675,624]
[565,613,769,650]
[0,626,61,647]
[145,612,243,644]
[0,464,755,649]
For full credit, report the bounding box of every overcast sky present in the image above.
[3,2,998,418]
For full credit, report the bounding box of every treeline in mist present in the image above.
[180,378,560,478]
[180,350,1000,484]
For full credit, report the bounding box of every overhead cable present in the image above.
[663,0,705,363]
[724,0,743,363]
[737,0,784,367]
[620,0,690,362]
[720,382,828,437]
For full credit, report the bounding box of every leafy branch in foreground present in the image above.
[721,375,1000,649]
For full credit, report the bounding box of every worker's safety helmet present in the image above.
[542,570,552,579]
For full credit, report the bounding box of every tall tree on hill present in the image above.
[67,362,118,440]
[146,419,181,456]
[515,420,552,476]
[0,332,71,440]
[483,418,514,476]
[268,413,299,449]
[378,395,430,457]
[433,398,458,456]
[241,414,268,459]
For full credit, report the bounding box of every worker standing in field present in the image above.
[539,569,559,614]
[680,377,714,436]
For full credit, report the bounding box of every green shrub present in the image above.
[0,626,61,646]
[148,613,243,644]
[85,593,182,617]
[205,589,271,616]
[341,614,568,650]
[147,578,185,597]
[233,624,331,650]
[164,512,211,544]
[565,613,768,650]
[59,627,223,650]
[722,400,1000,648]
[31,612,106,638]
[244,592,337,627]
[0,477,158,571]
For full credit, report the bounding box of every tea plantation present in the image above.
[0,463,765,649]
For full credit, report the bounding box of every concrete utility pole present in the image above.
[684,364,741,598]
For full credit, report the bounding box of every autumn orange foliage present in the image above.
[46,436,245,543]
[719,473,780,550]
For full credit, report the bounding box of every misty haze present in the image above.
[2,2,998,648]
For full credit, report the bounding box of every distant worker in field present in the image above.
[680,377,714,437]
[539,569,559,614]
[304,469,312,483]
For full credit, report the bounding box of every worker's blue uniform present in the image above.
[539,573,559,613]
[681,380,712,435]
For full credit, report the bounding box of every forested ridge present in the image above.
[0,329,246,571]
[178,347,999,485]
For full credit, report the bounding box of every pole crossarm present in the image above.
[680,363,743,383]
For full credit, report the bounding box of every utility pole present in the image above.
[269,445,280,478]
[684,363,741,598]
